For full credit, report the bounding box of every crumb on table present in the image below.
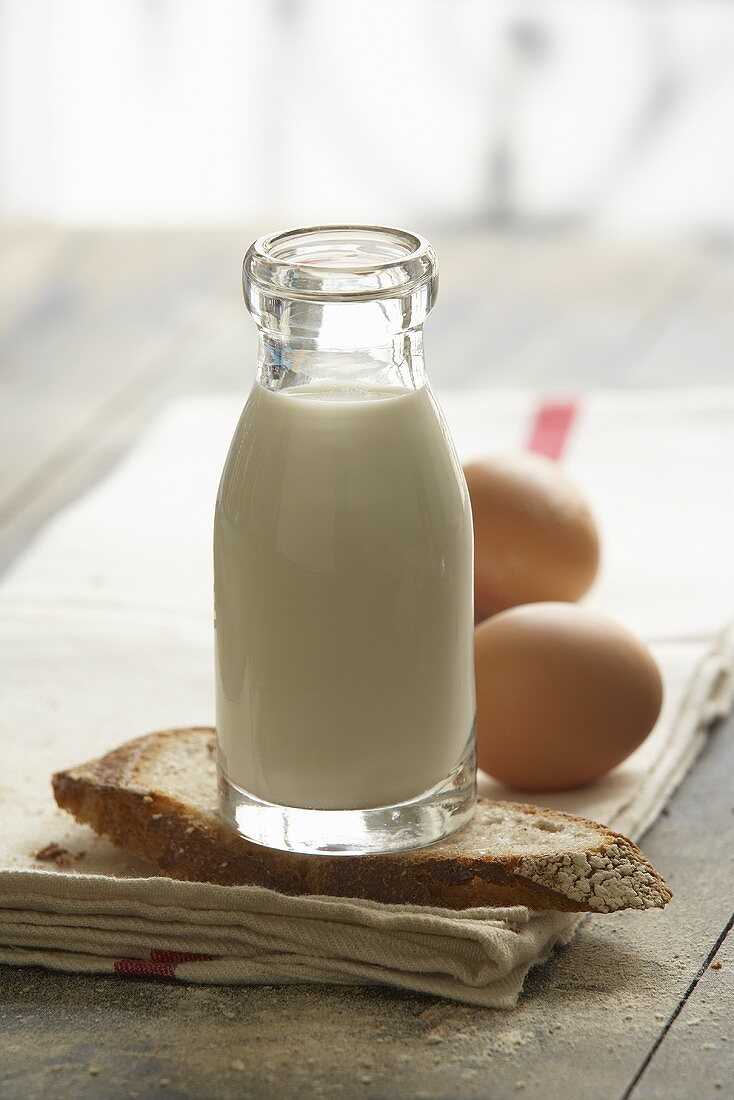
[33,842,73,868]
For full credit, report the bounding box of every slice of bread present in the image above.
[52,727,671,913]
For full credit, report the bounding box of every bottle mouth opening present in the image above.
[266,225,423,272]
[245,224,437,303]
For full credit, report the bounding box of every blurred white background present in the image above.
[1,0,733,237]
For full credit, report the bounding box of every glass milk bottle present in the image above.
[215,226,475,854]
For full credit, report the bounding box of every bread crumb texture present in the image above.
[516,841,672,912]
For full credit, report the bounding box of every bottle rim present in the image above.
[244,224,437,305]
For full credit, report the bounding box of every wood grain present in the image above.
[0,228,250,569]
[628,925,734,1098]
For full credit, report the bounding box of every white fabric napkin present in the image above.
[1,388,732,1007]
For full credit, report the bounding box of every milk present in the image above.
[215,381,475,811]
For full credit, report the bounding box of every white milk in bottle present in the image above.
[215,227,476,854]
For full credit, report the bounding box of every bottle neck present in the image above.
[244,225,437,395]
[256,328,428,393]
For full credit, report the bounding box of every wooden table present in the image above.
[1,227,732,1099]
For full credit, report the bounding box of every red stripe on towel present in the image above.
[526,400,578,461]
[114,957,179,978]
[114,950,213,978]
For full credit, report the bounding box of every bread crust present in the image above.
[52,728,672,913]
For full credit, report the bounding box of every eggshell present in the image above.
[474,602,663,791]
[463,452,600,620]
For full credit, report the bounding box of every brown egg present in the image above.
[475,602,663,791]
[463,452,600,620]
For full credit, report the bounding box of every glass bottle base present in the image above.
[218,742,476,856]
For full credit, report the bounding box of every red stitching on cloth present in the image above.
[114,951,214,978]
[526,400,578,461]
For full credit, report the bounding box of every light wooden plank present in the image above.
[630,247,734,386]
[630,924,733,1099]
[0,229,243,509]
[0,230,256,568]
[0,225,70,341]
[0,283,253,572]
[426,236,719,391]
